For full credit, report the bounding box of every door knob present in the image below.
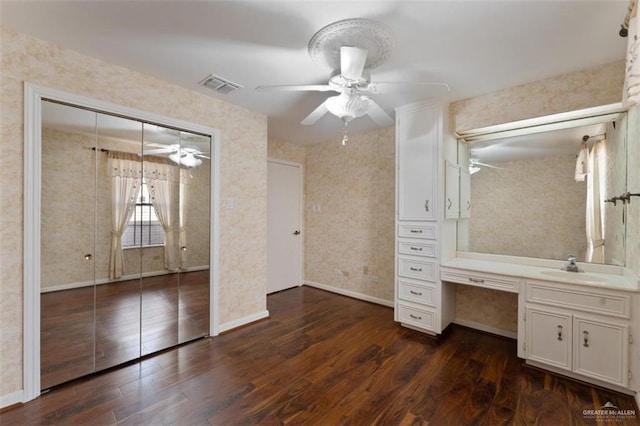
[293,230,300,235]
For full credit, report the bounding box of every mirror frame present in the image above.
[23,82,221,402]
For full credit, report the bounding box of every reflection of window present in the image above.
[122,179,165,248]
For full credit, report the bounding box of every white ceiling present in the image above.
[0,0,629,145]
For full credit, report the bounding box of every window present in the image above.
[121,179,165,248]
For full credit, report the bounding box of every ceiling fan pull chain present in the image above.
[342,121,349,146]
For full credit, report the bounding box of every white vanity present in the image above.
[394,100,640,403]
[441,253,639,395]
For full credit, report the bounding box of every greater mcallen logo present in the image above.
[583,402,637,421]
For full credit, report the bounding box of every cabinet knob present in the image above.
[557,325,563,341]
[583,330,589,347]
[424,199,429,212]
[447,198,452,209]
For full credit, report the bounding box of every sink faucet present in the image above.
[564,254,580,272]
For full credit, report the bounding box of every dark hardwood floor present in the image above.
[40,270,209,389]
[4,286,639,425]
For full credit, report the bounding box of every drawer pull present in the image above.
[447,197,452,209]
[583,330,589,347]
[409,290,423,296]
[424,200,429,212]
[467,200,471,211]
[410,267,423,272]
[410,246,423,251]
[409,313,422,320]
[469,278,485,284]
[410,229,423,234]
[557,325,563,341]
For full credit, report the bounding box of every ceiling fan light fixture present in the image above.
[325,93,370,121]
[169,151,202,168]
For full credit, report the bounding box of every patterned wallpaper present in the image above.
[1,27,267,396]
[450,60,627,332]
[304,128,396,302]
[267,138,306,165]
[469,155,588,261]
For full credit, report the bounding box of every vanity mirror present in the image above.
[456,104,628,266]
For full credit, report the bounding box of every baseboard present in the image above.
[303,281,394,308]
[0,390,24,410]
[453,318,518,340]
[218,310,270,334]
[41,265,210,293]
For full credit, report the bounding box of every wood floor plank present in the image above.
[2,286,638,426]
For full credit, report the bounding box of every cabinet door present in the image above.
[459,168,471,219]
[445,161,459,219]
[573,317,628,386]
[397,105,439,221]
[526,307,572,371]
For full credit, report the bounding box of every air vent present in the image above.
[199,74,243,94]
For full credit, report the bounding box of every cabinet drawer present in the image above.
[398,223,437,239]
[398,240,437,258]
[398,257,437,282]
[526,282,631,319]
[440,268,519,293]
[397,303,435,331]
[398,280,436,307]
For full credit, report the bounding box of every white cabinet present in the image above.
[445,161,459,219]
[526,306,573,371]
[396,102,439,221]
[573,317,628,385]
[525,280,631,387]
[394,100,455,335]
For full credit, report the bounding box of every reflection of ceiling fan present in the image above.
[469,157,502,174]
[257,19,449,144]
[142,143,209,168]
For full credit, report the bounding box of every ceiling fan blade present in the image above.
[365,99,394,127]
[301,101,329,126]
[256,84,335,92]
[142,148,174,155]
[364,82,451,94]
[340,46,368,81]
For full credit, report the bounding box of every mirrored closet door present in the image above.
[40,100,211,390]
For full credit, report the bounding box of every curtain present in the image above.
[108,153,142,280]
[585,140,606,263]
[624,0,640,106]
[145,161,180,270]
[179,168,190,269]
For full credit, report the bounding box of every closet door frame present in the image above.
[23,82,220,402]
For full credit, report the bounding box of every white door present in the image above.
[267,160,302,293]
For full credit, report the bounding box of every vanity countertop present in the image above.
[441,254,639,292]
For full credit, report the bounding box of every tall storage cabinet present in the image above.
[395,100,456,335]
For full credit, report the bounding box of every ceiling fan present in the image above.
[141,143,210,168]
[256,19,449,144]
[469,157,502,174]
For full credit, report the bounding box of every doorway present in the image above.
[267,160,303,294]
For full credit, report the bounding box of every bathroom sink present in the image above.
[539,270,608,283]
